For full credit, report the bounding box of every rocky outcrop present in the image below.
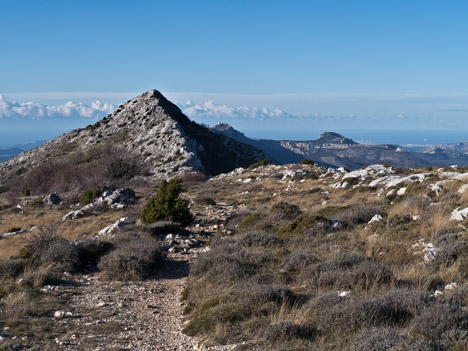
[42,193,62,205]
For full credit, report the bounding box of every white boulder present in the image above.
[450,207,468,221]
[97,217,127,237]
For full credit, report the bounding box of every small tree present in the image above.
[140,178,193,226]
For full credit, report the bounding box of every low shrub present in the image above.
[104,155,140,180]
[23,222,62,257]
[240,231,279,248]
[236,213,268,233]
[40,239,80,272]
[239,282,294,305]
[182,172,207,187]
[410,304,468,340]
[76,239,113,267]
[330,205,383,227]
[192,193,215,205]
[376,289,434,325]
[269,202,302,222]
[183,293,249,337]
[310,253,392,290]
[282,251,319,275]
[350,327,441,351]
[316,297,397,333]
[276,213,333,239]
[98,233,163,280]
[264,322,314,341]
[0,259,24,279]
[145,221,185,236]
[191,239,263,283]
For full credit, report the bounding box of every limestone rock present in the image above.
[42,193,62,205]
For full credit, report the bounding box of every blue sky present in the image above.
[1,0,468,145]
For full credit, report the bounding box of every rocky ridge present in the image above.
[0,91,269,181]
[211,123,430,169]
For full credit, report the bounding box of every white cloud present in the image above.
[0,95,115,120]
[180,100,294,119]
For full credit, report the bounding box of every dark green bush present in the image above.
[247,160,271,170]
[79,189,102,206]
[299,159,315,165]
[276,213,332,239]
[140,178,193,226]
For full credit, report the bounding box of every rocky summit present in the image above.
[0,90,269,182]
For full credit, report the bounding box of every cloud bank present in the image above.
[0,95,115,120]
[180,100,294,120]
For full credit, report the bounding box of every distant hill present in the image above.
[211,123,430,169]
[415,144,468,165]
[0,148,24,162]
[0,141,46,162]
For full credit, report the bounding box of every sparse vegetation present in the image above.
[182,164,468,350]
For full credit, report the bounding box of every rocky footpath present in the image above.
[42,202,241,351]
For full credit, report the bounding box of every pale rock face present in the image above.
[97,217,127,237]
[62,209,89,221]
[342,164,393,181]
[458,184,468,194]
[368,214,384,224]
[397,187,407,196]
[450,206,468,221]
[369,173,428,189]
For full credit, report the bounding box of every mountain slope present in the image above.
[0,90,270,183]
[210,123,302,164]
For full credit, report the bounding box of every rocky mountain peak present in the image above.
[0,90,270,180]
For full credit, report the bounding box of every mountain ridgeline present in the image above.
[210,123,468,169]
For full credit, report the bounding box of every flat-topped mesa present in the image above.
[315,132,357,146]
[0,90,270,181]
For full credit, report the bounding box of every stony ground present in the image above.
[42,202,241,351]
